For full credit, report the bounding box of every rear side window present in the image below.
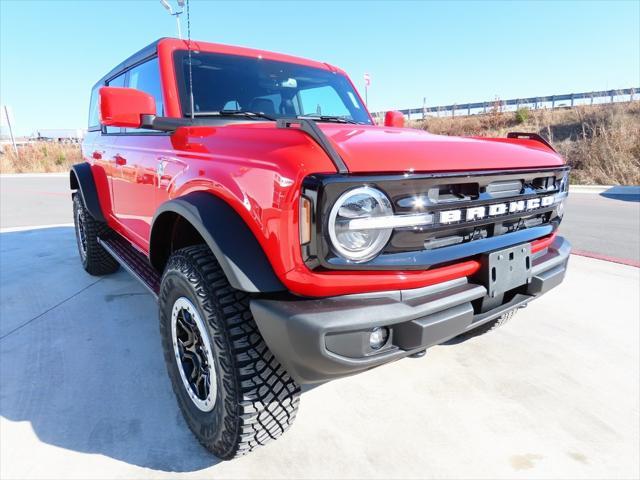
[126,58,164,132]
[88,86,100,131]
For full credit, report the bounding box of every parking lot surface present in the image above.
[0,175,639,479]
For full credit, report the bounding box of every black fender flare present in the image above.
[150,191,286,293]
[69,163,106,222]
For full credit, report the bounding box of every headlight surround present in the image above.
[327,186,393,262]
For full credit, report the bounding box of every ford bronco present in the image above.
[71,37,570,459]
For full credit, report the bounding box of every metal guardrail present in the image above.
[373,88,638,119]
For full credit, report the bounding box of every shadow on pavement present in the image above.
[0,227,219,471]
[599,186,640,203]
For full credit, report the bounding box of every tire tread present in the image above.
[73,193,119,275]
[159,244,300,459]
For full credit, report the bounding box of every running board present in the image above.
[98,235,160,299]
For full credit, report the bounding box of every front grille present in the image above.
[486,180,523,198]
[301,167,568,271]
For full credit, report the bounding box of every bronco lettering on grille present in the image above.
[439,195,555,225]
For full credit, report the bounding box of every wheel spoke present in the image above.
[171,298,216,411]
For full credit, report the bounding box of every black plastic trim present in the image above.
[251,235,571,384]
[326,224,553,270]
[149,191,285,293]
[303,167,568,270]
[277,118,348,173]
[98,235,160,299]
[140,114,192,132]
[507,132,556,152]
[69,163,106,223]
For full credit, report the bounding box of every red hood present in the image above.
[176,122,565,175]
[316,124,565,173]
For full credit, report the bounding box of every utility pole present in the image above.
[3,105,18,158]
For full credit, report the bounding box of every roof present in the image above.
[92,37,342,89]
[94,38,166,88]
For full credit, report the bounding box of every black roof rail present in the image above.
[92,37,171,89]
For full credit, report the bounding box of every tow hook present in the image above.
[409,349,427,358]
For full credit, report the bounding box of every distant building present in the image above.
[32,128,85,143]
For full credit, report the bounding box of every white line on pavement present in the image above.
[0,223,74,233]
[0,173,68,179]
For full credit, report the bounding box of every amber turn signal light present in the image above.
[300,196,312,245]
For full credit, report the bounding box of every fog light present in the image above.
[369,327,389,350]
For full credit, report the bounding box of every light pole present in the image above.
[364,72,371,107]
[160,0,185,38]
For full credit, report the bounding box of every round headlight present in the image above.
[328,186,393,262]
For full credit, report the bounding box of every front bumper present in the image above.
[251,235,571,384]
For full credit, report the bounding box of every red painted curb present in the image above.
[571,250,640,268]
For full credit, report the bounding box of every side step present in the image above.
[98,235,160,299]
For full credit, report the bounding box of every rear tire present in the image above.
[456,309,518,340]
[72,193,119,276]
[159,245,300,459]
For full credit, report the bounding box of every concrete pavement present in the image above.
[0,226,638,478]
[0,174,639,478]
[0,174,71,229]
[560,193,640,265]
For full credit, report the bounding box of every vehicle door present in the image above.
[87,73,127,221]
[110,58,174,251]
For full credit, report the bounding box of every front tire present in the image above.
[159,245,300,459]
[72,193,119,275]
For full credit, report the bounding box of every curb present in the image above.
[571,250,640,268]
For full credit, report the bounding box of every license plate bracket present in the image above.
[481,243,532,298]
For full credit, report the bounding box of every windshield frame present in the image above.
[172,50,373,125]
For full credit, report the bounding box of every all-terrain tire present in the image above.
[72,193,119,275]
[158,244,300,460]
[456,309,518,340]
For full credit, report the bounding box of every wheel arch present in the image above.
[69,163,106,222]
[150,191,285,293]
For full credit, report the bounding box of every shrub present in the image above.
[0,142,82,173]
[411,102,640,185]
[515,107,530,124]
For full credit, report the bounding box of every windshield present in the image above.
[173,50,372,124]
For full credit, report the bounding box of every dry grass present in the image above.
[2,103,639,184]
[0,142,82,174]
[409,102,640,185]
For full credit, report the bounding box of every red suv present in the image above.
[71,37,570,459]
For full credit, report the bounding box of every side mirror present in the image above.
[99,87,156,128]
[384,110,405,128]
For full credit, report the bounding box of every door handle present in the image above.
[114,154,127,166]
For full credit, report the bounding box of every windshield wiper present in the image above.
[298,115,358,124]
[192,110,276,121]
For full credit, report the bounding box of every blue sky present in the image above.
[1,0,639,135]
